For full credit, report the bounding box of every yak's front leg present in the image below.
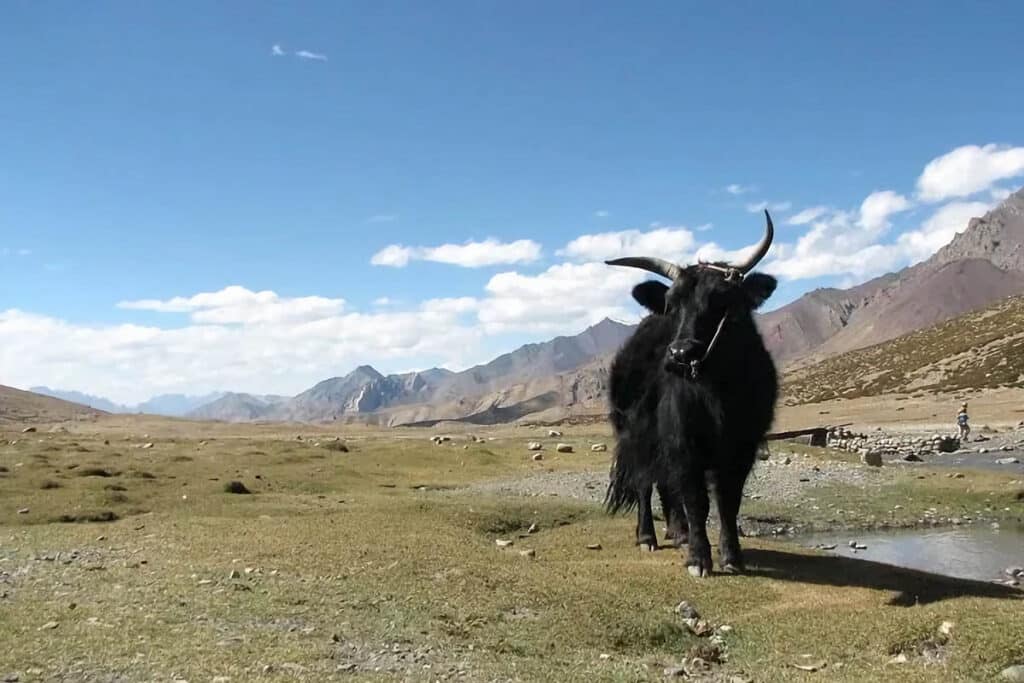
[679,471,712,577]
[713,465,751,573]
[636,483,658,551]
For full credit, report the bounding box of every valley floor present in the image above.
[1,404,1023,682]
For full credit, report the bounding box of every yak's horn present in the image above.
[733,210,774,274]
[604,256,683,281]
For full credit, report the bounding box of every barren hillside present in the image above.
[0,385,105,424]
[782,294,1024,405]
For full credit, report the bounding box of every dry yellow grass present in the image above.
[0,415,1022,681]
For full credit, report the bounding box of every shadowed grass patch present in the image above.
[53,510,120,523]
[76,467,117,477]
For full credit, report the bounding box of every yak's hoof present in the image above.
[671,534,689,548]
[687,564,710,578]
[639,543,656,552]
[721,562,745,575]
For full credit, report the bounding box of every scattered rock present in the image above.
[996,457,1020,465]
[792,656,826,672]
[859,449,883,467]
[548,430,562,437]
[223,481,252,495]
[938,620,955,638]
[664,666,687,677]
[527,442,543,451]
[141,442,154,449]
[228,569,241,579]
[586,543,602,551]
[39,621,59,630]
[598,653,611,661]
[519,549,536,558]
[1000,665,1024,682]
[1004,567,1024,577]
[21,427,36,433]
[683,618,714,637]
[17,508,29,515]
[556,443,573,453]
[889,653,909,665]
[675,601,700,620]
[531,453,543,462]
[527,522,539,534]
[979,448,989,454]
[495,539,514,548]
[902,453,923,462]
[591,443,608,452]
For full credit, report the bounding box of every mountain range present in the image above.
[23,186,1024,426]
[28,388,231,417]
[188,318,633,425]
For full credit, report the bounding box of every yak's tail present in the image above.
[604,436,640,514]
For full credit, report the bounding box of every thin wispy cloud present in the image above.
[295,50,327,62]
[270,44,328,62]
[367,214,398,224]
[786,206,829,225]
[594,210,610,218]
[2,248,32,257]
[726,184,755,195]
[371,239,542,268]
[746,200,792,213]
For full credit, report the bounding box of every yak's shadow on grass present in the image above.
[743,547,1023,606]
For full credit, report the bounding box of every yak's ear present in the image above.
[632,280,669,314]
[741,273,777,310]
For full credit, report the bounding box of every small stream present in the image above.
[792,523,1024,582]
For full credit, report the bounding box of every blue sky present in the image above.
[2,2,1024,403]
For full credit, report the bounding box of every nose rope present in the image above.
[688,313,729,380]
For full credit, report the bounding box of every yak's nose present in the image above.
[667,340,704,365]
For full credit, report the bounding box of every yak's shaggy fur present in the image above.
[605,266,778,575]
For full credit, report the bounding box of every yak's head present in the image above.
[606,211,777,378]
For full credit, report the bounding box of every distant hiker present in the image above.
[956,403,970,442]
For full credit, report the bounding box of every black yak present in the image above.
[604,212,778,576]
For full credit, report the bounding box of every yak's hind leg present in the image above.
[713,463,752,573]
[636,483,658,551]
[658,480,688,547]
[678,470,712,577]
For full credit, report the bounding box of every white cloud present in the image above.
[1,248,31,257]
[594,210,610,218]
[559,227,696,262]
[786,206,828,226]
[3,290,483,404]
[478,262,646,335]
[858,190,913,232]
[420,297,479,314]
[373,297,394,307]
[371,239,542,268]
[746,200,792,213]
[726,184,755,195]
[895,200,993,264]
[370,245,414,267]
[916,144,1024,202]
[990,187,1013,201]
[295,50,327,62]
[117,286,346,325]
[271,44,286,56]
